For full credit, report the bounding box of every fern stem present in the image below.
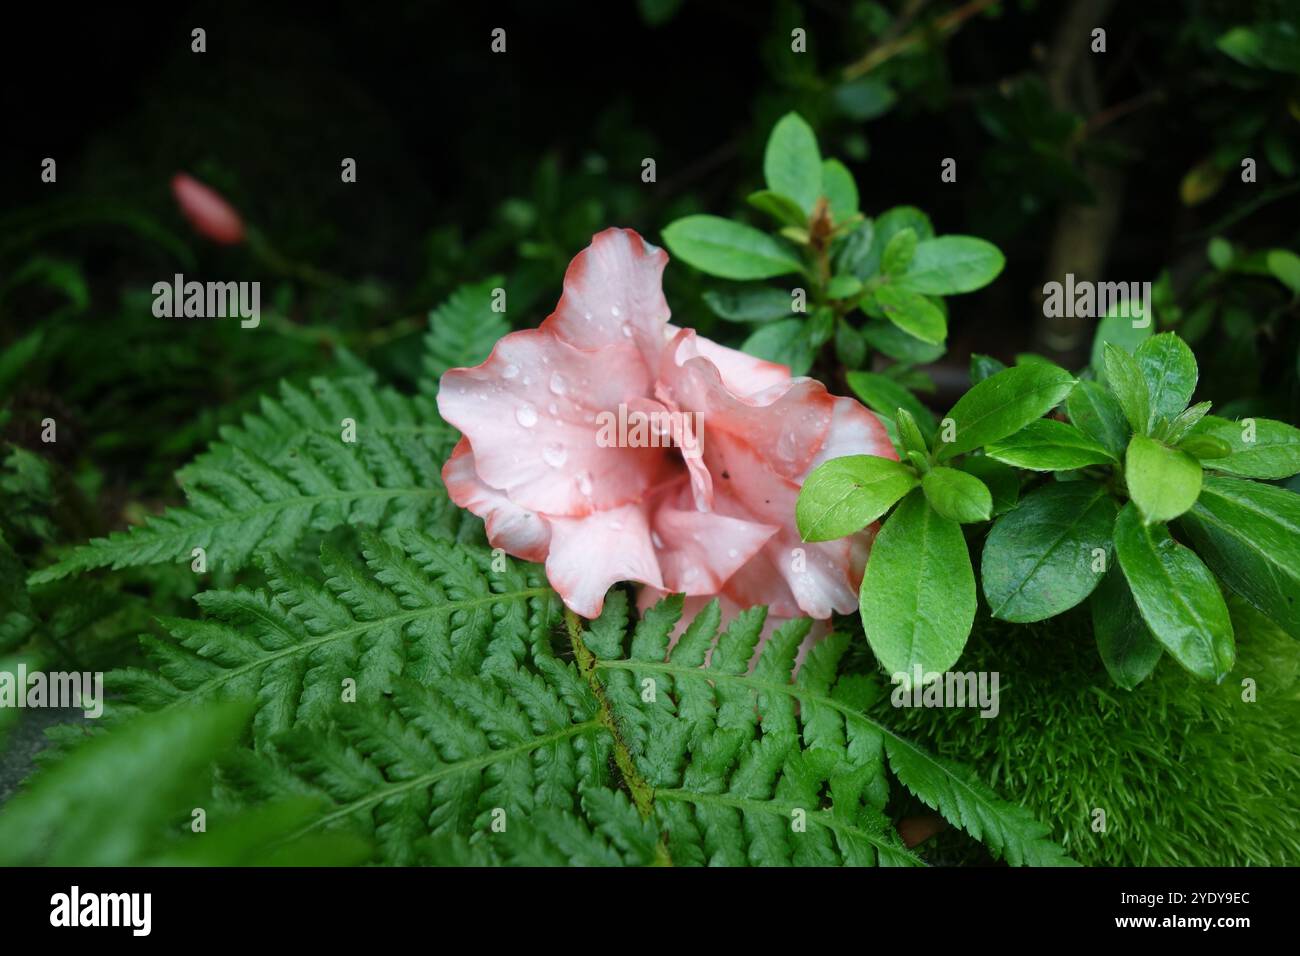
[564,606,673,867]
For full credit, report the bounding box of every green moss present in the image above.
[875,597,1300,866]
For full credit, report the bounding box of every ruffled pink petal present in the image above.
[441,438,550,561]
[541,228,671,364]
[705,429,863,618]
[804,394,898,476]
[546,504,664,618]
[661,329,836,481]
[649,482,778,596]
[674,328,792,398]
[437,328,674,517]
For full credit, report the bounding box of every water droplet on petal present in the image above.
[543,443,568,468]
[549,373,567,395]
[576,471,593,496]
[522,375,531,386]
[727,548,739,559]
[516,404,538,428]
[620,323,632,338]
[583,312,593,322]
[777,430,798,461]
[502,363,520,379]
[548,402,559,415]
[611,305,621,317]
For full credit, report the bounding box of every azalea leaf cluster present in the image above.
[799,317,1300,688]
[662,112,1004,377]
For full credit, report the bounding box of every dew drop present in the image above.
[620,323,633,338]
[543,443,568,468]
[576,471,594,496]
[727,548,739,559]
[777,430,798,461]
[549,372,568,396]
[651,531,664,549]
[548,402,559,415]
[502,363,520,380]
[611,305,622,317]
[516,404,538,428]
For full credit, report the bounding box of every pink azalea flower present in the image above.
[171,173,245,245]
[437,228,894,620]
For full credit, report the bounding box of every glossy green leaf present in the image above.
[1103,343,1151,436]
[1178,477,1300,639]
[1114,502,1235,681]
[1126,435,1203,523]
[747,189,808,228]
[893,236,1005,295]
[796,454,918,541]
[1161,401,1213,445]
[1091,568,1162,690]
[740,318,814,376]
[860,490,975,676]
[874,285,947,344]
[821,159,859,222]
[1191,415,1300,479]
[763,112,822,214]
[860,317,947,364]
[1066,379,1129,456]
[982,481,1117,622]
[1178,434,1232,460]
[1089,305,1152,373]
[984,419,1116,471]
[1134,333,1198,427]
[922,467,992,523]
[970,353,1007,384]
[662,215,805,280]
[895,408,930,459]
[701,285,795,323]
[935,364,1076,461]
[841,206,932,281]
[955,456,1020,515]
[846,371,937,439]
[881,228,918,276]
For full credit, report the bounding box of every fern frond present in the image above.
[420,276,509,393]
[586,594,1074,867]
[223,671,608,865]
[29,378,461,583]
[57,533,1069,867]
[106,530,559,744]
[881,735,1077,866]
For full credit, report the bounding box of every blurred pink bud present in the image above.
[171,173,245,245]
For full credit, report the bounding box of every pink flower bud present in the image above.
[171,173,245,245]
